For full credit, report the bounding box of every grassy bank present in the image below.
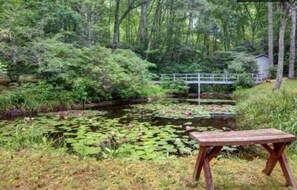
[0,149,296,190]
[234,79,297,152]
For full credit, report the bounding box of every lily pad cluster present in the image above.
[0,99,235,160]
[131,102,235,119]
[0,110,202,159]
[185,99,236,105]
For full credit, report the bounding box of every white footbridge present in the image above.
[152,73,264,85]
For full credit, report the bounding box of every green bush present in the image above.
[34,39,155,101]
[140,84,166,97]
[72,78,102,104]
[161,79,189,96]
[234,73,255,89]
[226,52,257,89]
[227,52,258,74]
[268,66,277,79]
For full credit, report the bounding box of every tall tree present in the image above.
[112,0,148,52]
[275,2,291,90]
[137,0,151,50]
[268,2,274,68]
[289,3,296,79]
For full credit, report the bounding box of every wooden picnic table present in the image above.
[190,128,297,190]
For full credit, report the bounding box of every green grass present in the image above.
[0,82,74,114]
[234,79,297,152]
[234,79,297,98]
[0,148,296,189]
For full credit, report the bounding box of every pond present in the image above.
[0,98,236,160]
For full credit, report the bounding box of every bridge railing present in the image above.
[159,73,239,82]
[153,73,264,84]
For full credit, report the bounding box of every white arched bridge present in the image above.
[152,73,264,85]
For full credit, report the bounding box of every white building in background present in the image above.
[255,54,270,79]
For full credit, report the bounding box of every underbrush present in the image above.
[0,83,74,115]
[235,80,297,152]
[0,82,165,115]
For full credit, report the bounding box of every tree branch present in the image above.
[119,0,149,24]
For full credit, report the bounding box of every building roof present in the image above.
[255,54,268,59]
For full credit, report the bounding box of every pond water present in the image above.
[0,98,236,159]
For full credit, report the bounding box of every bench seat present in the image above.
[190,128,296,146]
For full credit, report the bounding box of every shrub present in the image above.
[140,84,166,97]
[72,78,102,104]
[227,52,258,74]
[227,52,257,89]
[268,66,277,79]
[234,73,255,89]
[34,39,155,101]
[161,79,189,97]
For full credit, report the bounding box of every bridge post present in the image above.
[198,73,201,105]
[173,74,176,81]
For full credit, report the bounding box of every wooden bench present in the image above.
[190,128,296,190]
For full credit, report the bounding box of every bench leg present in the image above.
[193,146,207,180]
[263,143,286,175]
[279,153,297,188]
[203,156,214,190]
[262,143,297,188]
[193,146,222,189]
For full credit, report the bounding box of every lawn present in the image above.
[0,149,296,190]
[234,79,297,97]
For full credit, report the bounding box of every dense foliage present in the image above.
[33,40,155,101]
[0,45,158,113]
[0,0,293,76]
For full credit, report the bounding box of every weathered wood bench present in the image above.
[190,128,297,190]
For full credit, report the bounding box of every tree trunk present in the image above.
[166,0,174,53]
[138,0,150,50]
[186,11,193,45]
[275,17,287,89]
[112,0,121,52]
[289,5,296,79]
[268,2,274,68]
